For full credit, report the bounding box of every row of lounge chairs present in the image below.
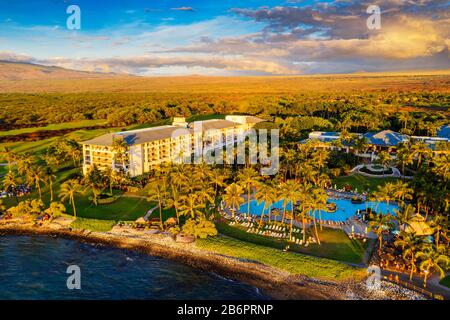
[247,228,285,238]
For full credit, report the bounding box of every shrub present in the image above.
[182,219,218,239]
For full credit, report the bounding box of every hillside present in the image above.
[0,67,448,93]
[0,61,123,81]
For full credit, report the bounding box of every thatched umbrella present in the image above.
[135,217,146,224]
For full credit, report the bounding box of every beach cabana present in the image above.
[404,214,433,236]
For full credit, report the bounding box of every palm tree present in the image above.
[179,194,205,219]
[396,143,414,176]
[310,188,328,243]
[395,204,416,232]
[369,213,394,251]
[59,179,83,219]
[277,182,290,224]
[398,112,410,132]
[415,244,450,288]
[432,154,450,183]
[392,180,413,205]
[376,150,392,175]
[411,141,432,169]
[223,183,244,219]
[237,167,260,218]
[196,186,215,217]
[112,137,129,169]
[83,165,106,205]
[211,169,227,199]
[15,153,35,176]
[394,233,423,281]
[254,183,275,227]
[61,139,82,167]
[26,166,45,200]
[283,180,302,242]
[147,180,168,227]
[429,214,448,247]
[44,166,56,202]
[3,171,21,203]
[103,167,118,195]
[1,147,16,169]
[376,182,396,212]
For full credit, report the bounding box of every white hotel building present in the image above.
[81,115,264,177]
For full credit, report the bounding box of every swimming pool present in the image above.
[239,198,398,222]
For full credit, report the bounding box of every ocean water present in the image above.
[240,199,398,222]
[0,235,268,300]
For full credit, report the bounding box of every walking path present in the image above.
[380,269,450,300]
[144,205,159,221]
[350,164,413,179]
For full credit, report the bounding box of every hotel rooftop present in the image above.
[82,116,264,147]
[81,115,265,176]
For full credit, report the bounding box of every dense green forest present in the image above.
[0,91,448,136]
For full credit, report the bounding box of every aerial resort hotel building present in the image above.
[81,115,264,177]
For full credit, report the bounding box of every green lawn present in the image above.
[216,221,368,264]
[332,174,399,193]
[196,235,366,282]
[0,127,116,162]
[70,217,117,232]
[0,119,108,137]
[2,164,152,222]
[439,275,450,288]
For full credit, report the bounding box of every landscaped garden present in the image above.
[196,235,366,281]
[216,220,369,264]
[332,174,399,192]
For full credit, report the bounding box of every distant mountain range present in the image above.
[0,60,123,80]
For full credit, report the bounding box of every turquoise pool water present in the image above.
[239,199,398,222]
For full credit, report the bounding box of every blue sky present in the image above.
[0,0,448,75]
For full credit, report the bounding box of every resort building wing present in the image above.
[81,115,264,177]
[306,125,450,149]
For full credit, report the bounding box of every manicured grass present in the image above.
[68,195,152,221]
[70,217,117,232]
[0,127,116,162]
[439,275,450,289]
[0,119,108,137]
[216,221,368,264]
[0,165,9,176]
[196,235,366,281]
[2,164,152,222]
[332,174,399,192]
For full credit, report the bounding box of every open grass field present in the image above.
[216,221,368,264]
[1,71,449,94]
[196,235,366,281]
[0,119,108,137]
[0,127,117,162]
[332,174,399,192]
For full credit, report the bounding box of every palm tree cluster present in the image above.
[146,162,228,236]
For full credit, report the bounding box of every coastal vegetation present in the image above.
[196,235,365,281]
[0,72,449,295]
